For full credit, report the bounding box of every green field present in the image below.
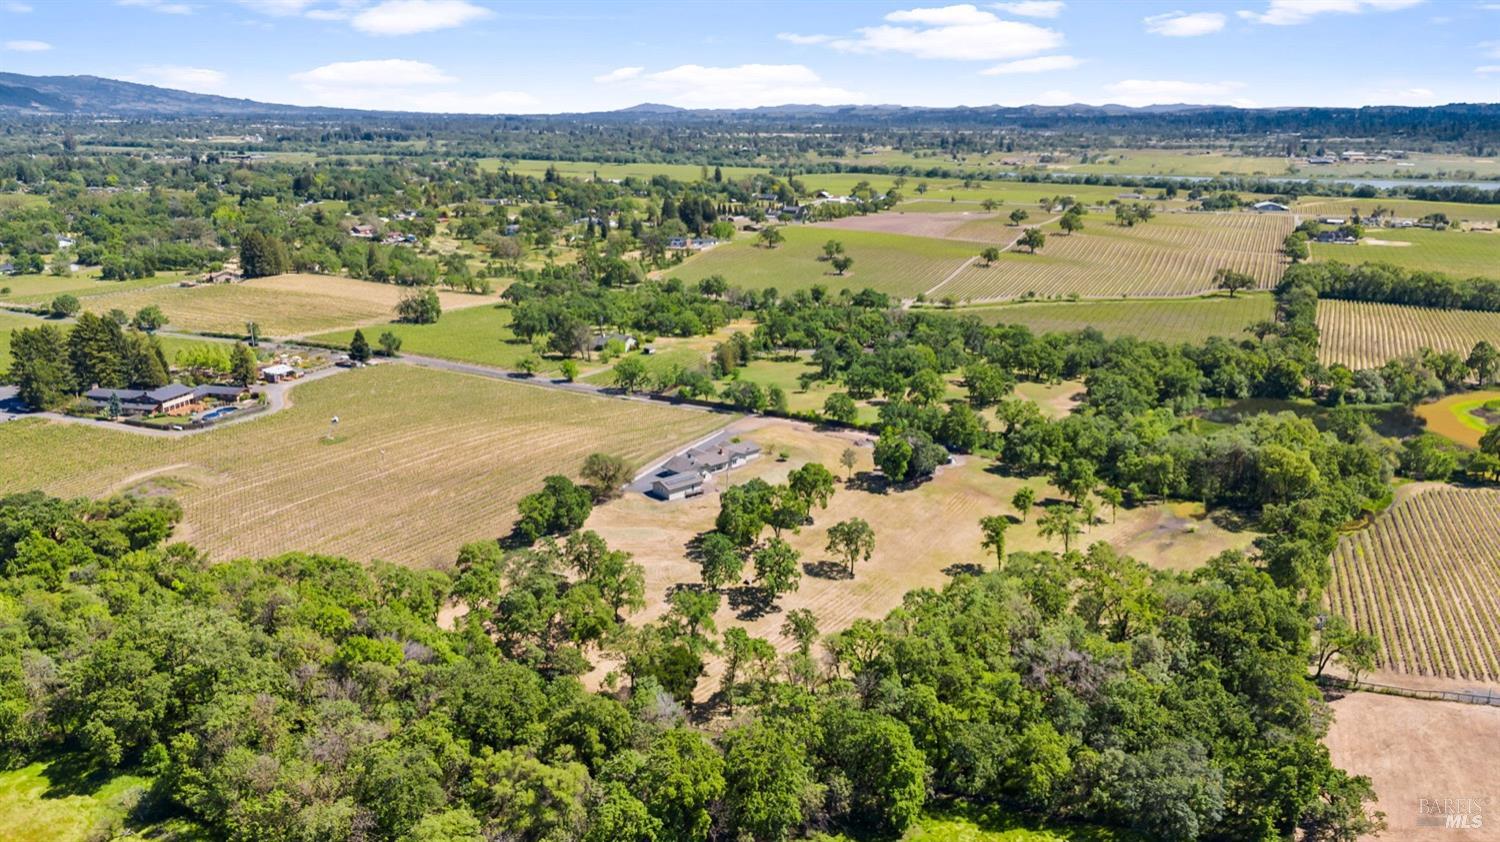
[956,294,1274,344]
[1310,228,1500,279]
[0,271,184,306]
[309,303,560,371]
[1296,196,1500,226]
[0,762,207,842]
[674,225,980,298]
[0,364,726,567]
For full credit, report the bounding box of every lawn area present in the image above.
[1310,228,1500,279]
[899,804,1144,841]
[79,273,496,339]
[0,310,36,376]
[673,225,980,299]
[0,364,729,567]
[309,303,557,371]
[0,271,184,306]
[0,762,146,842]
[954,293,1274,344]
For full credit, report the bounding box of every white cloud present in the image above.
[1238,0,1422,26]
[132,65,226,91]
[1476,65,1500,73]
[593,66,643,83]
[1,1,34,11]
[821,3,1064,61]
[609,64,865,109]
[3,39,51,51]
[117,0,194,14]
[776,32,836,45]
[234,0,318,14]
[990,1,1064,17]
[289,58,531,113]
[351,0,490,35]
[980,54,1080,74]
[1104,79,1249,106]
[1144,10,1226,36]
[291,58,455,85]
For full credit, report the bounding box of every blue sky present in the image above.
[1,0,1498,112]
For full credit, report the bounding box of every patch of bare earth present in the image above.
[1325,691,1500,840]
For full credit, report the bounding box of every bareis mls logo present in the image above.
[1417,797,1486,830]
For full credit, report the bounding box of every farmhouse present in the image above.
[590,333,637,352]
[649,439,762,501]
[1314,231,1358,245]
[348,224,377,239]
[85,383,198,416]
[1251,201,1290,212]
[1318,217,1347,225]
[202,269,242,284]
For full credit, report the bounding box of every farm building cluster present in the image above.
[650,439,762,500]
[84,382,249,417]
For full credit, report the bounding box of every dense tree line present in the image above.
[1281,261,1500,312]
[0,490,1384,842]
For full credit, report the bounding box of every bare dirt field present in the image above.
[1325,691,1500,840]
[584,416,1256,698]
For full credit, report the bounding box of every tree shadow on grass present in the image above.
[942,562,987,579]
[803,559,851,580]
[726,584,778,621]
[39,751,116,799]
[844,470,891,494]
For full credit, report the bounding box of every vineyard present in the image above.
[930,211,1293,302]
[676,225,978,298]
[955,294,1274,344]
[0,364,726,567]
[1329,486,1500,682]
[1314,299,1500,369]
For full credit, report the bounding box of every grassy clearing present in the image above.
[308,303,556,370]
[78,273,495,339]
[0,271,184,306]
[1328,486,1500,682]
[0,762,147,842]
[953,294,1274,344]
[0,364,727,567]
[1295,196,1500,226]
[1415,389,1500,448]
[674,225,980,299]
[1314,299,1500,370]
[934,211,1293,302]
[1310,228,1500,278]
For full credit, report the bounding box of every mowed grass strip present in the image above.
[954,294,1274,344]
[1328,486,1500,682]
[675,225,979,298]
[1310,228,1500,279]
[78,274,495,338]
[0,364,728,567]
[935,211,1293,302]
[1314,299,1500,370]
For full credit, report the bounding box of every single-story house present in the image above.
[85,383,198,416]
[57,236,76,249]
[203,269,241,284]
[260,363,298,383]
[1318,217,1346,225]
[1117,193,1146,200]
[0,262,15,275]
[651,472,705,501]
[193,384,249,402]
[590,333,637,352]
[1314,231,1358,245]
[1252,201,1290,212]
[1306,156,1337,165]
[349,224,377,239]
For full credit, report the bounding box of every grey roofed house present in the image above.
[590,332,637,352]
[651,471,705,500]
[1251,201,1289,212]
[147,383,195,403]
[84,386,146,403]
[193,384,248,401]
[660,454,703,477]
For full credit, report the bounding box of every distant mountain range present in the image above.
[1,72,1497,135]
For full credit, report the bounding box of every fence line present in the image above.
[1316,675,1500,706]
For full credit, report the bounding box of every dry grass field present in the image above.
[956,294,1274,345]
[1314,299,1500,370]
[0,364,728,567]
[813,210,1021,243]
[1328,485,1500,682]
[585,417,1256,698]
[1325,691,1500,842]
[79,273,496,338]
[931,211,1293,302]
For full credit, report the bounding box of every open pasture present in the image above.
[1415,390,1500,448]
[0,364,727,567]
[311,303,569,372]
[956,294,1274,345]
[1310,227,1500,279]
[675,224,979,298]
[0,271,183,306]
[1314,299,1500,370]
[80,273,495,338]
[1328,485,1500,682]
[1295,196,1500,226]
[933,211,1293,302]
